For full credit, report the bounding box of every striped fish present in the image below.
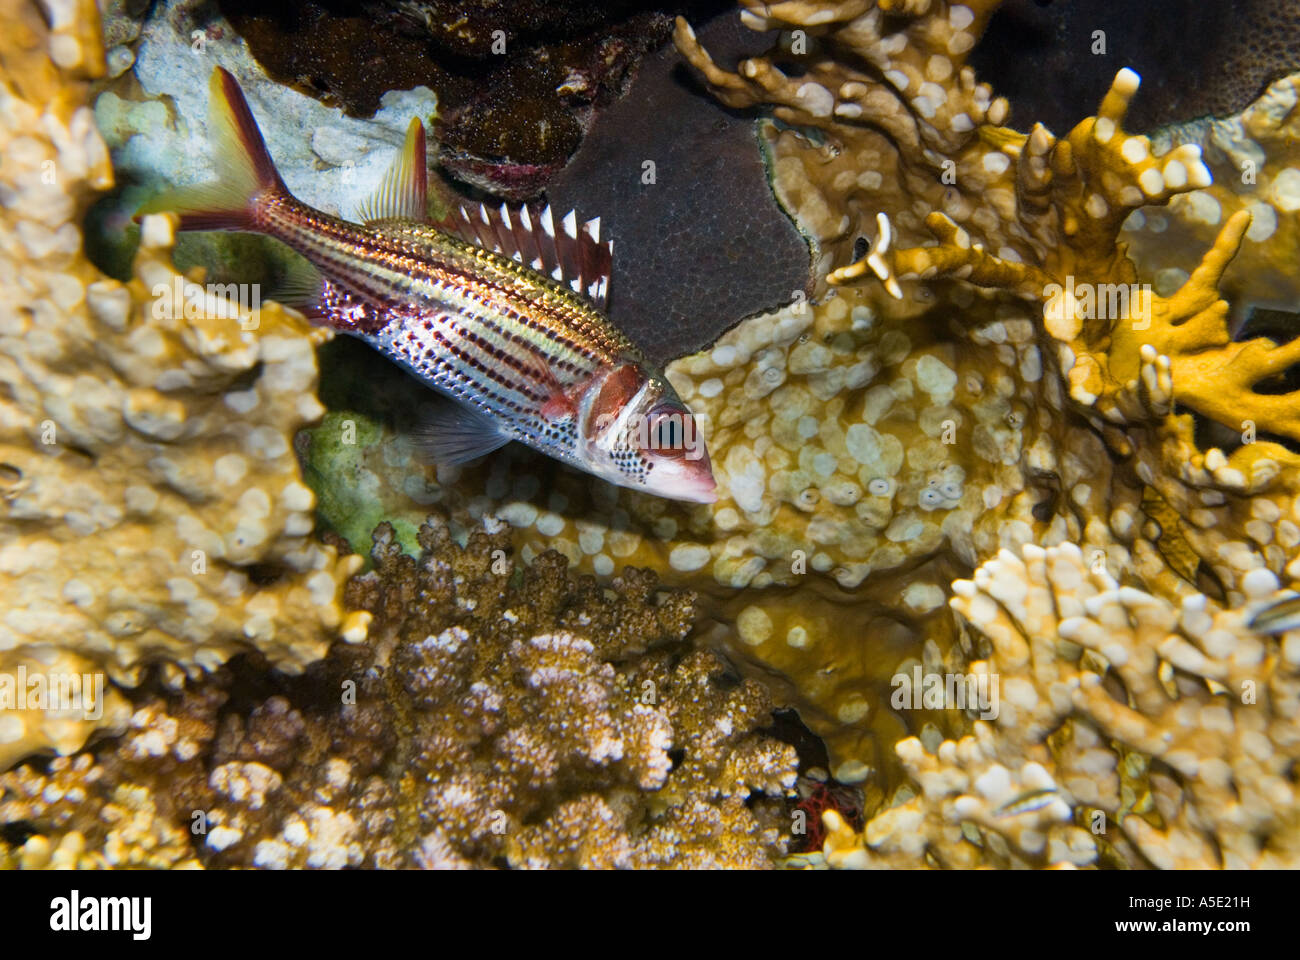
[138,67,717,504]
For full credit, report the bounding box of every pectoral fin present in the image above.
[268,253,327,318]
[411,397,511,467]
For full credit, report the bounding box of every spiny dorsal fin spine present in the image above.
[431,201,615,311]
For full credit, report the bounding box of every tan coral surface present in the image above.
[7,0,1300,871]
[0,515,798,869]
[0,0,364,768]
[806,543,1300,869]
[676,0,1300,867]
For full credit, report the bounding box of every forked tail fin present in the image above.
[135,66,288,232]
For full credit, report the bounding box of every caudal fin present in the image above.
[136,67,288,232]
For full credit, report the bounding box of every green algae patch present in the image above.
[301,408,423,558]
[300,338,452,560]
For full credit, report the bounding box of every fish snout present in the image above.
[677,469,718,504]
[665,443,718,503]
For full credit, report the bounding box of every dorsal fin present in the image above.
[434,202,614,311]
[358,118,428,223]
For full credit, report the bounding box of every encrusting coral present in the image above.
[0,0,364,768]
[8,0,1300,871]
[1125,73,1300,339]
[291,0,1300,810]
[809,542,1300,869]
[676,0,1272,448]
[674,0,1300,867]
[0,513,797,869]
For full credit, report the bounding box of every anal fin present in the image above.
[411,397,511,467]
[268,252,327,318]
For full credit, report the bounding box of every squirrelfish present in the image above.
[138,67,717,503]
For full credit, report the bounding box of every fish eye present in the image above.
[646,403,692,459]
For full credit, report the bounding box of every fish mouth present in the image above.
[678,489,718,505]
[670,474,718,504]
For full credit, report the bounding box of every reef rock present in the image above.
[0,0,363,768]
[1,514,797,869]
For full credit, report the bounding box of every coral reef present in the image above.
[671,0,1300,866]
[0,514,797,869]
[299,0,1127,784]
[203,0,1300,864]
[808,542,1300,869]
[970,0,1300,134]
[547,11,814,364]
[1124,74,1300,336]
[9,0,1300,872]
[0,0,363,768]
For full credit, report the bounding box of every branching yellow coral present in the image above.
[10,0,1299,874]
[325,0,1297,789]
[821,68,1300,449]
[1126,74,1300,357]
[666,0,1300,827]
[678,1,1300,451]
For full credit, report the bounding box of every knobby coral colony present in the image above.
[0,0,365,772]
[1,515,797,869]
[0,0,794,869]
[4,0,1300,871]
